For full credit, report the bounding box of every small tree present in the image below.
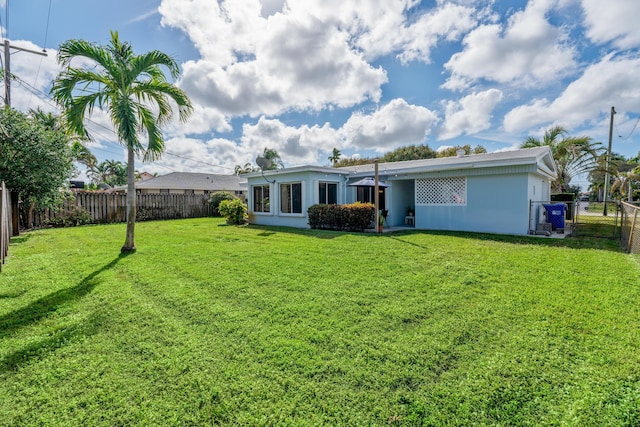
[209,191,238,216]
[218,199,248,225]
[0,108,75,228]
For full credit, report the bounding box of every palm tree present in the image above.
[234,162,257,175]
[262,147,284,170]
[328,147,341,166]
[51,31,192,253]
[521,126,602,193]
[611,167,640,203]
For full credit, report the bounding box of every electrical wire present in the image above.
[42,0,52,48]
[12,73,236,173]
[28,0,53,108]
[617,116,640,140]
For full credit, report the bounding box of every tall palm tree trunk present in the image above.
[122,147,137,253]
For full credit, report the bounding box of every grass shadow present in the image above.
[0,315,101,372]
[246,224,345,239]
[9,234,32,245]
[382,229,624,252]
[0,289,27,299]
[0,253,129,339]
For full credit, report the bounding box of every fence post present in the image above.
[629,207,638,254]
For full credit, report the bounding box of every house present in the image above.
[122,172,247,200]
[244,146,557,235]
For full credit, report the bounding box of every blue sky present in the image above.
[2,0,640,189]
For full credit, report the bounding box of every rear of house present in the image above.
[245,147,556,236]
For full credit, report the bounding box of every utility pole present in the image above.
[374,159,380,233]
[3,40,48,236]
[3,39,48,107]
[602,106,616,216]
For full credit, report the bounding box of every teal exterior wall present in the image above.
[387,179,414,226]
[247,161,552,236]
[414,173,530,235]
[247,170,344,228]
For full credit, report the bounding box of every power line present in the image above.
[616,116,640,140]
[12,73,235,172]
[42,0,52,48]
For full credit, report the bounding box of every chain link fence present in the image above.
[573,201,620,239]
[620,201,640,254]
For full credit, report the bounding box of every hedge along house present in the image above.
[244,146,557,236]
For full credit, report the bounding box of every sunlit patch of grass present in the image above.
[0,218,638,425]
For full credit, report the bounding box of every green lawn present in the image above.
[1,219,639,426]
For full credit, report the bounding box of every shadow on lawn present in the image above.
[385,229,624,252]
[0,314,102,372]
[244,223,623,251]
[247,224,344,239]
[0,254,129,339]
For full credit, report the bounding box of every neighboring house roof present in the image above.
[249,147,558,181]
[138,172,156,182]
[119,172,246,192]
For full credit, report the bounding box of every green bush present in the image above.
[218,199,248,225]
[44,206,93,227]
[209,192,238,216]
[308,202,375,231]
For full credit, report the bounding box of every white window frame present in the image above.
[318,181,339,205]
[279,182,304,216]
[252,183,271,215]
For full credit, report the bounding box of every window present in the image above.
[159,189,170,194]
[253,184,270,213]
[416,177,466,205]
[356,186,386,210]
[280,182,302,214]
[184,189,194,195]
[319,182,338,204]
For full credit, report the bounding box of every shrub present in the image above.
[218,199,248,225]
[209,192,238,216]
[308,202,375,232]
[44,206,93,227]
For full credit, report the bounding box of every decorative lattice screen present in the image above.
[416,177,466,205]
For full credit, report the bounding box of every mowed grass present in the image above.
[0,219,639,426]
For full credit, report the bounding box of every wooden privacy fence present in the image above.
[620,201,640,255]
[1,182,12,271]
[31,192,212,227]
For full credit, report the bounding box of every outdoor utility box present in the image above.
[544,203,566,233]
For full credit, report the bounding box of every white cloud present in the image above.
[443,0,576,90]
[160,0,480,136]
[342,98,439,151]
[353,2,477,64]
[503,54,640,133]
[173,8,387,120]
[438,89,503,140]
[581,0,640,49]
[240,116,339,165]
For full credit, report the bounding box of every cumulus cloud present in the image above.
[240,117,339,165]
[503,54,640,132]
[581,0,640,49]
[354,2,477,64]
[443,0,576,90]
[341,99,439,152]
[438,89,503,140]
[159,0,479,136]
